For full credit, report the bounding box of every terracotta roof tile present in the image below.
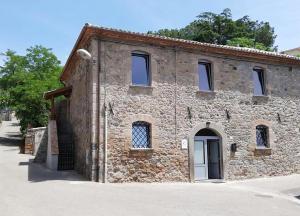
[60,24,300,81]
[87,23,300,61]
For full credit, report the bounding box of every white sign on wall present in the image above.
[181,139,188,149]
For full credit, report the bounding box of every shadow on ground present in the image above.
[19,159,86,183]
[9,122,20,127]
[0,136,21,147]
[5,132,22,138]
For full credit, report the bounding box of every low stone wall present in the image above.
[0,111,12,121]
[24,127,48,163]
[24,133,34,154]
[46,120,58,169]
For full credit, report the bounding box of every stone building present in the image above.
[282,47,300,57]
[46,24,300,183]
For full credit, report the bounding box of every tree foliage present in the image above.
[227,37,268,50]
[148,8,277,51]
[0,46,62,133]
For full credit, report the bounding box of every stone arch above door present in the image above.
[188,122,226,140]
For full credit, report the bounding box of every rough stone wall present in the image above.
[0,110,12,121]
[25,126,47,161]
[100,41,186,182]
[32,127,47,155]
[24,133,34,154]
[66,43,91,179]
[100,39,300,182]
[31,127,48,163]
[175,53,300,180]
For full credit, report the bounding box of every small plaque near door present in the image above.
[181,139,188,149]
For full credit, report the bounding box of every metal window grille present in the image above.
[256,125,268,147]
[132,121,151,148]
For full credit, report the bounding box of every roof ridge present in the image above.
[283,47,300,52]
[86,24,300,61]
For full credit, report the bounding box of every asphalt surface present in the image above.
[1,119,300,216]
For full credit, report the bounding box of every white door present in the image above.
[194,139,208,180]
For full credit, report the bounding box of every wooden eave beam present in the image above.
[44,86,72,100]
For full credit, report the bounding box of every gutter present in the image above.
[97,40,108,183]
[101,38,108,183]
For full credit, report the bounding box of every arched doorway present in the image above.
[193,128,223,181]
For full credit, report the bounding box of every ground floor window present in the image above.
[256,125,269,148]
[132,121,151,148]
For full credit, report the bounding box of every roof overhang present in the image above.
[60,24,300,82]
[44,86,72,100]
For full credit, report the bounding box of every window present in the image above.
[132,121,151,148]
[131,53,150,86]
[198,62,213,91]
[256,125,269,148]
[253,67,265,95]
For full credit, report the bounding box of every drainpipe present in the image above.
[104,106,108,183]
[99,39,108,183]
[90,39,99,182]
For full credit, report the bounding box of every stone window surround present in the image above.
[251,119,275,155]
[124,114,158,152]
[127,49,275,98]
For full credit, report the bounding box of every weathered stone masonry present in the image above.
[61,25,300,182]
[66,44,91,178]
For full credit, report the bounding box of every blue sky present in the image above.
[0,0,299,65]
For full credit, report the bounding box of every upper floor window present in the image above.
[131,53,150,86]
[253,67,266,95]
[256,125,269,148]
[198,62,212,91]
[132,121,151,149]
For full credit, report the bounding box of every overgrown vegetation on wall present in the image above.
[148,8,277,51]
[0,46,62,133]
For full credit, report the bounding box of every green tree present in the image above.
[148,8,277,51]
[0,89,9,109]
[0,45,62,133]
[227,37,269,51]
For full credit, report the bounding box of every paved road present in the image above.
[1,119,300,216]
